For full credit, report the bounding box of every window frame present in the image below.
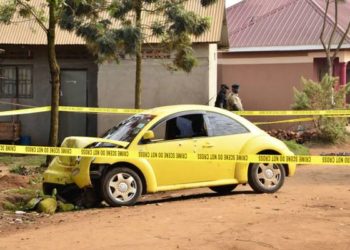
[0,65,33,98]
[204,111,250,137]
[139,111,209,145]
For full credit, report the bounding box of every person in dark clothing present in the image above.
[215,84,229,108]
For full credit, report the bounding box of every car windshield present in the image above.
[97,114,155,147]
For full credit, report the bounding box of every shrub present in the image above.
[283,140,309,155]
[292,75,349,143]
[9,165,28,175]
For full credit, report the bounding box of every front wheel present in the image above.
[248,163,285,193]
[101,167,142,207]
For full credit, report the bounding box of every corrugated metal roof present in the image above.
[314,0,350,33]
[0,0,225,45]
[227,0,350,49]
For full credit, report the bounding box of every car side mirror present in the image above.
[143,130,155,140]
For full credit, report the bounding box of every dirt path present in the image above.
[0,163,349,250]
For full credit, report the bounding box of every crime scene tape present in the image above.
[59,106,144,114]
[1,105,350,116]
[0,106,143,116]
[253,117,315,125]
[0,144,350,166]
[250,115,350,125]
[235,110,350,116]
[0,106,51,116]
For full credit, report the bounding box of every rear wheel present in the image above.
[101,167,142,207]
[248,163,285,193]
[209,184,238,194]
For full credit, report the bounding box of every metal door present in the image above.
[59,70,87,141]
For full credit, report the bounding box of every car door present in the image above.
[195,112,254,181]
[138,112,208,186]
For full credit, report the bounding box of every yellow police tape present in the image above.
[253,117,315,125]
[59,106,144,114]
[0,106,143,116]
[0,144,349,166]
[235,110,350,116]
[0,106,51,116]
[1,105,350,117]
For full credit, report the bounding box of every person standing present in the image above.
[227,84,243,111]
[215,84,229,109]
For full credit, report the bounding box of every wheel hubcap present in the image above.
[265,169,274,179]
[256,163,281,189]
[118,182,128,193]
[108,173,137,203]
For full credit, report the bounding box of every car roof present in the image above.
[142,105,221,116]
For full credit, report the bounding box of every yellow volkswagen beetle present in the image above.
[43,105,296,207]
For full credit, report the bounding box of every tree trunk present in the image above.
[134,1,142,109]
[327,55,333,77]
[46,0,60,165]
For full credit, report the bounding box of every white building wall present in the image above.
[97,44,211,134]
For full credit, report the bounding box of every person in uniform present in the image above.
[227,84,243,111]
[215,84,229,109]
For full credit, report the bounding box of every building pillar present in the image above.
[340,62,347,85]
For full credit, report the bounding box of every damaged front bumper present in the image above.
[43,156,95,189]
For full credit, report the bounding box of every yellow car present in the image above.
[43,105,296,207]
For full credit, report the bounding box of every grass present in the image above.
[283,140,310,155]
[9,165,29,175]
[0,155,45,167]
[1,187,43,212]
[0,156,46,179]
[2,200,28,211]
[2,187,43,196]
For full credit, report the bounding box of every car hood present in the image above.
[61,136,129,149]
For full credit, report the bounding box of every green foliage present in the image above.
[2,187,75,213]
[2,200,26,211]
[4,187,42,197]
[292,75,349,143]
[151,21,165,36]
[109,0,133,20]
[0,155,46,167]
[9,165,28,175]
[283,140,310,155]
[0,1,16,24]
[0,1,48,26]
[60,0,212,72]
[200,0,217,7]
[2,188,43,211]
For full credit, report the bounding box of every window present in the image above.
[151,114,207,142]
[97,114,155,146]
[0,66,33,98]
[207,112,249,136]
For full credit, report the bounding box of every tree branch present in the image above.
[327,0,338,53]
[332,13,350,59]
[16,0,47,33]
[320,0,330,52]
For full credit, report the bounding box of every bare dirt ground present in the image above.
[0,147,350,250]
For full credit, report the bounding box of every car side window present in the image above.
[151,114,208,142]
[206,112,249,136]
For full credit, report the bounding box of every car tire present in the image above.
[209,184,238,194]
[248,163,285,193]
[101,167,142,207]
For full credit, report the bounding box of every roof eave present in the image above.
[226,44,350,52]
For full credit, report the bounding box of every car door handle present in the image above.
[202,142,214,148]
